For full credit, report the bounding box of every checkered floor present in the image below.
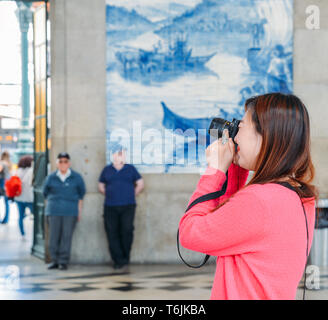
[1,202,328,300]
[1,260,328,300]
[0,261,217,300]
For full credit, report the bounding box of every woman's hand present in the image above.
[206,129,236,173]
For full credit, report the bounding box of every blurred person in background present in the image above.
[43,152,86,271]
[98,145,144,272]
[0,151,12,224]
[15,155,34,239]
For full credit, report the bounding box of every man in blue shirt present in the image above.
[43,152,86,270]
[98,146,144,271]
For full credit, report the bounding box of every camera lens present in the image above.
[208,118,240,141]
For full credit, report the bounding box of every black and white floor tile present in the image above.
[0,261,327,300]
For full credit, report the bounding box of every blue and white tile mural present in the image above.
[106,0,293,173]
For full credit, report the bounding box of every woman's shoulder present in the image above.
[240,182,306,205]
[233,184,266,202]
[239,183,277,193]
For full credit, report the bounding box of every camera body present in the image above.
[208,118,240,143]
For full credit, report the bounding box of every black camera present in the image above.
[208,118,240,143]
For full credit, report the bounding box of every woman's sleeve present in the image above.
[185,163,249,212]
[179,167,269,257]
[217,162,249,204]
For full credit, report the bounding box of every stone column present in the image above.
[50,0,109,263]
[16,1,33,157]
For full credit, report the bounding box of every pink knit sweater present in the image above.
[179,164,316,300]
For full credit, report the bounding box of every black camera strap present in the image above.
[177,173,228,268]
[274,181,309,300]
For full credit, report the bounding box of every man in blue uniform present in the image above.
[43,152,86,270]
[98,146,144,271]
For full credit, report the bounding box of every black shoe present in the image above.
[113,263,129,272]
[58,264,68,270]
[47,262,58,270]
[120,264,130,273]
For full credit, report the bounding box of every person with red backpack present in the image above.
[5,175,22,200]
[14,155,34,238]
[0,151,12,224]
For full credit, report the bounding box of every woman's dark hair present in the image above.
[246,93,317,201]
[212,92,318,211]
[18,155,33,168]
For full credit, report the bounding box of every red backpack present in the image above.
[5,176,22,198]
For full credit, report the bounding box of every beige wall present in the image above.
[50,0,328,263]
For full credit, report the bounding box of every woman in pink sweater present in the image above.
[179,93,318,300]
